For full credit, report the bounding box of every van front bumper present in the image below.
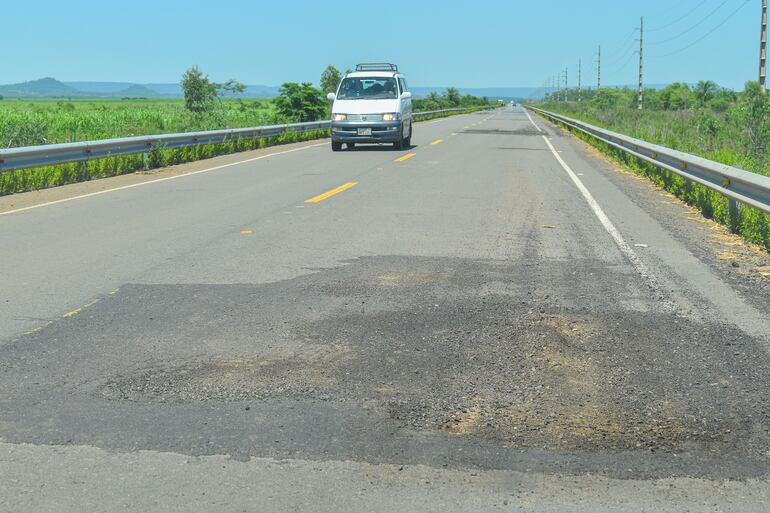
[331,120,403,143]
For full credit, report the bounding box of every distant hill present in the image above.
[64,81,137,94]
[0,79,281,99]
[114,84,159,98]
[0,78,87,98]
[0,78,680,101]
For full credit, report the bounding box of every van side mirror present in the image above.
[400,92,412,100]
[327,92,336,101]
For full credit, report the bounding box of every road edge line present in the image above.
[0,142,327,217]
[525,109,543,132]
[541,135,667,300]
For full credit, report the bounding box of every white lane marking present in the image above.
[541,135,666,298]
[0,143,327,217]
[420,116,467,126]
[525,110,543,132]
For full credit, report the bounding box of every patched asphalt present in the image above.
[2,253,768,480]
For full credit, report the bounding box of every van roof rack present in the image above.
[355,63,398,72]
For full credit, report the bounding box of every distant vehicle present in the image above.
[327,63,413,151]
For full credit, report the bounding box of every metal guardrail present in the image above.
[529,107,770,215]
[0,108,477,173]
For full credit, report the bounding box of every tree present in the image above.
[736,81,770,157]
[218,79,246,97]
[181,65,218,114]
[320,65,342,95]
[695,80,718,105]
[591,88,625,110]
[444,87,461,107]
[181,66,246,114]
[659,83,691,111]
[274,82,327,122]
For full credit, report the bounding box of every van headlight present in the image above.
[382,113,401,121]
[333,114,347,121]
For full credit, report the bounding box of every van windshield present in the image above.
[337,77,398,100]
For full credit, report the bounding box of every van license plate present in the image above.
[357,128,372,136]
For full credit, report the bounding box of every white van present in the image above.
[327,63,413,151]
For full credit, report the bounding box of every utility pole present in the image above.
[564,67,568,101]
[597,45,602,89]
[638,16,644,110]
[578,59,582,101]
[552,75,556,100]
[549,76,552,101]
[761,0,767,91]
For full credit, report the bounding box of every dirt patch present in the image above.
[538,313,595,340]
[101,345,351,402]
[373,272,448,287]
[445,403,481,436]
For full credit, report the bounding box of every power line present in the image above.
[604,28,637,56]
[647,0,710,32]
[608,45,638,71]
[650,0,751,58]
[648,0,732,46]
[607,34,639,65]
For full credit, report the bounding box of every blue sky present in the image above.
[2,0,760,90]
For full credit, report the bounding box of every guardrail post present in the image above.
[728,198,741,233]
[729,166,744,233]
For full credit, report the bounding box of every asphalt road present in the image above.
[1,107,769,512]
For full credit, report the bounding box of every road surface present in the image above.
[1,107,769,512]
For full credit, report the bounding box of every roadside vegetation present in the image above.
[0,65,493,196]
[534,81,770,251]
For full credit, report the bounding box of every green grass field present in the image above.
[0,98,278,147]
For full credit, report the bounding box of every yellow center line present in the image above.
[304,182,358,203]
[63,298,101,319]
[395,152,417,162]
[25,321,53,336]
[63,307,83,318]
[431,139,444,145]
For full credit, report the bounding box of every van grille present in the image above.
[346,114,384,122]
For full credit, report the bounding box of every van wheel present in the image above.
[404,124,412,148]
[332,141,343,152]
[346,143,356,149]
[393,126,405,150]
